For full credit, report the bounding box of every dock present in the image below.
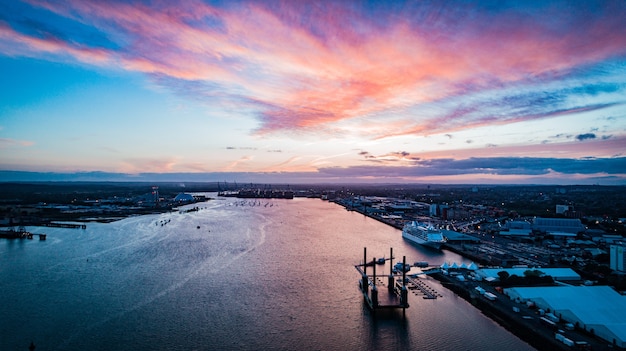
[405,276,441,299]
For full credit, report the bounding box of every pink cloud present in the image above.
[6,1,626,139]
[410,135,626,161]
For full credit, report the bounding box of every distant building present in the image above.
[430,204,438,216]
[555,204,573,215]
[506,220,532,230]
[499,220,532,237]
[610,244,626,273]
[429,204,448,217]
[599,235,625,245]
[532,217,585,234]
[385,202,414,213]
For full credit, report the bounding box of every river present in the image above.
[0,195,535,350]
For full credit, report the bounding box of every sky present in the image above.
[1,0,625,184]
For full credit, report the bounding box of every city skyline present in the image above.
[1,0,625,184]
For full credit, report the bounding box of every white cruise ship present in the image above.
[402,221,446,250]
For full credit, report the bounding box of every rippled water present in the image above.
[0,195,535,350]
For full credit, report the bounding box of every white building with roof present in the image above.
[504,285,626,348]
[174,193,195,202]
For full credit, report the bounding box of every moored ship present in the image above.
[402,221,446,250]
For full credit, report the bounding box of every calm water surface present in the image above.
[0,195,535,350]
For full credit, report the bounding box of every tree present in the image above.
[497,271,510,281]
[524,270,544,278]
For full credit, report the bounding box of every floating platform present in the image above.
[356,247,443,313]
[356,247,410,312]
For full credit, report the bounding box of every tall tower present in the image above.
[152,186,159,206]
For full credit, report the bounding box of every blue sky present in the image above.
[1,0,625,184]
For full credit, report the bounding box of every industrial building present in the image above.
[504,285,626,348]
[532,217,585,235]
[499,220,532,237]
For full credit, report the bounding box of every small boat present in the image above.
[394,262,411,273]
[376,257,386,265]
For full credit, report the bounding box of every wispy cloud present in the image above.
[120,157,178,173]
[223,155,253,171]
[2,0,625,140]
[319,156,626,179]
[0,137,34,148]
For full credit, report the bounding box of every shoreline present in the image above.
[335,200,612,350]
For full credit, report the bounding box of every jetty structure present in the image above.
[355,247,411,313]
[43,222,86,229]
[0,226,46,240]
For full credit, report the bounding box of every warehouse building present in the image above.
[504,285,626,348]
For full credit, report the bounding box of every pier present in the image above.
[0,229,46,240]
[405,276,441,299]
[43,222,86,229]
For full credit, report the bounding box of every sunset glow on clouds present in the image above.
[0,0,625,184]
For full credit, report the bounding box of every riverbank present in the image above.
[433,273,571,351]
